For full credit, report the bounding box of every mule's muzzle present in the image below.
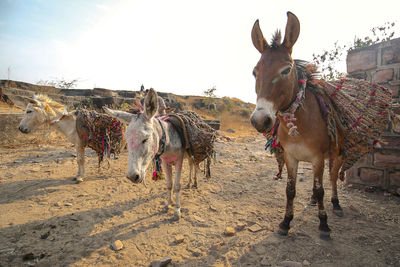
[250,114,272,134]
[126,172,142,183]
[18,125,30,134]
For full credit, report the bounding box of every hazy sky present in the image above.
[1,0,399,103]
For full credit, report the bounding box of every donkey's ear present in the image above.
[282,11,300,53]
[251,20,268,53]
[103,107,136,124]
[8,95,39,109]
[144,88,158,120]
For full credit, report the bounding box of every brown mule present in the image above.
[250,12,344,239]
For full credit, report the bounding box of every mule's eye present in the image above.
[252,71,256,78]
[281,67,291,76]
[142,138,148,144]
[26,110,32,114]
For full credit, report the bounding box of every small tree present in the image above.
[202,86,217,109]
[312,22,396,81]
[37,77,80,89]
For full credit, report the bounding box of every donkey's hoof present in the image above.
[173,212,181,221]
[333,209,344,217]
[277,228,289,236]
[319,231,331,240]
[309,198,317,206]
[75,177,84,183]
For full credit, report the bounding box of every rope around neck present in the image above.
[277,79,306,136]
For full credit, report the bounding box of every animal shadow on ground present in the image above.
[0,193,168,266]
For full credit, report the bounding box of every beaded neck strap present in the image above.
[277,78,307,136]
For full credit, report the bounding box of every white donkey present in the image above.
[104,89,195,220]
[13,94,96,182]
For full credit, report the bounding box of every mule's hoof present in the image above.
[75,177,84,183]
[192,183,198,189]
[277,228,289,236]
[319,231,331,240]
[185,184,191,189]
[333,209,344,217]
[309,198,317,206]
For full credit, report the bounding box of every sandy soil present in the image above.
[1,134,400,267]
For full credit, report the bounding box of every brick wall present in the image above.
[346,37,400,191]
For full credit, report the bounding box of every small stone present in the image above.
[210,241,225,251]
[383,191,391,197]
[22,253,35,261]
[280,260,302,267]
[224,227,236,236]
[64,202,73,206]
[174,235,185,243]
[298,170,304,175]
[397,188,400,195]
[248,224,263,232]
[53,202,62,207]
[209,205,218,212]
[236,222,246,230]
[40,231,50,239]
[260,257,271,266]
[193,215,205,223]
[190,248,203,257]
[150,256,172,267]
[226,128,235,133]
[111,240,124,251]
[302,260,310,266]
[254,245,266,255]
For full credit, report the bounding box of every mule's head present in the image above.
[104,88,161,184]
[250,12,300,133]
[13,96,48,133]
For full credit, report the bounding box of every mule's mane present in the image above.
[294,60,322,83]
[270,30,282,48]
[34,94,66,116]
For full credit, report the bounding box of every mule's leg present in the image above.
[74,144,85,183]
[164,163,173,212]
[278,154,298,235]
[173,157,184,220]
[313,157,331,239]
[330,155,344,217]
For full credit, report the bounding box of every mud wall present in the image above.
[346,37,400,191]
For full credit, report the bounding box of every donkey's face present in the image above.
[18,100,47,133]
[104,89,160,184]
[250,12,300,133]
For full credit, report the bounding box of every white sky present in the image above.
[1,0,399,103]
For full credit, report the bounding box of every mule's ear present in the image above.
[282,11,300,53]
[251,20,268,53]
[144,88,158,119]
[103,107,136,124]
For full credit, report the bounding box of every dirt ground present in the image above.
[1,132,400,267]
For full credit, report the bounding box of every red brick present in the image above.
[379,136,400,150]
[345,167,362,184]
[359,167,384,185]
[389,171,400,187]
[347,49,377,73]
[374,152,400,167]
[373,69,394,83]
[386,84,400,98]
[381,46,400,65]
